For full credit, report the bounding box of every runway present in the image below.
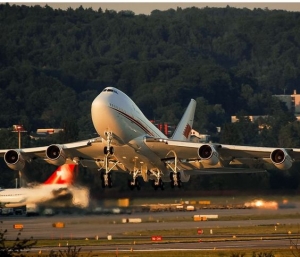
[1,206,300,252]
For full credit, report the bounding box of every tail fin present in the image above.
[171,99,196,141]
[43,164,76,185]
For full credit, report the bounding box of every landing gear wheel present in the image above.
[101,172,106,188]
[160,180,165,190]
[170,180,175,188]
[128,179,141,190]
[107,173,112,188]
[136,180,141,190]
[128,179,135,190]
[152,179,164,190]
[177,180,182,188]
[170,172,175,188]
[104,146,108,155]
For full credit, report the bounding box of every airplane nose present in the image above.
[91,95,105,117]
[91,94,111,135]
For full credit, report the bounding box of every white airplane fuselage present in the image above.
[0,184,69,208]
[91,87,167,144]
[91,87,168,173]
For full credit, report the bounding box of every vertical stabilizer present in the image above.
[43,164,76,185]
[171,99,196,141]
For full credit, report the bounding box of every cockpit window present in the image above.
[102,88,118,94]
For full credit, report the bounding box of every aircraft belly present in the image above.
[114,141,164,172]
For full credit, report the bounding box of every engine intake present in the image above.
[198,144,219,166]
[46,144,66,166]
[4,150,26,170]
[270,149,292,170]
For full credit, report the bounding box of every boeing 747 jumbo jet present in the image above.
[0,164,89,208]
[1,87,300,190]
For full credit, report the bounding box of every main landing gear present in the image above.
[148,170,164,190]
[100,132,116,188]
[128,161,142,190]
[152,178,164,190]
[128,177,141,190]
[170,171,182,188]
[166,150,182,188]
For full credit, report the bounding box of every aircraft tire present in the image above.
[136,180,141,190]
[104,146,108,155]
[169,172,174,180]
[108,173,112,188]
[177,180,182,188]
[170,181,175,188]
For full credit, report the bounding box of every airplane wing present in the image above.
[0,137,126,172]
[144,137,300,172]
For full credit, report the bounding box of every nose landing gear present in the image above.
[100,132,115,188]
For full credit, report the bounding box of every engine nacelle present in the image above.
[4,149,26,170]
[270,149,292,170]
[198,144,219,166]
[46,144,66,166]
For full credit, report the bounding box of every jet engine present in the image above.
[270,149,292,170]
[4,149,26,170]
[46,144,66,166]
[198,144,219,166]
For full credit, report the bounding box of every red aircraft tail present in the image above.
[43,164,76,185]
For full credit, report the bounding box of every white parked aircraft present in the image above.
[1,87,299,190]
[0,164,89,208]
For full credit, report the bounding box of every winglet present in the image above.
[171,99,196,141]
[43,164,76,185]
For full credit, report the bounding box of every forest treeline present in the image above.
[1,3,300,194]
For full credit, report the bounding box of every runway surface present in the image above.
[1,205,300,252]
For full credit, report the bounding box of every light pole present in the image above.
[12,125,27,149]
[12,125,27,187]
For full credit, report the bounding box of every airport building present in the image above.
[30,128,64,140]
[273,89,300,120]
[231,90,300,125]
